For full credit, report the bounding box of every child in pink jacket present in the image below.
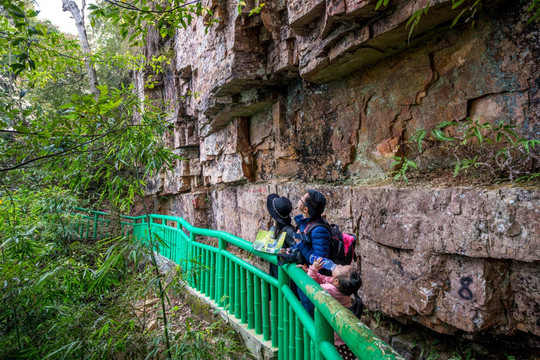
[305,258,361,360]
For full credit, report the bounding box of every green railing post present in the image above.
[240,267,247,324]
[247,271,254,329]
[188,232,195,287]
[210,251,216,299]
[235,262,241,319]
[85,217,90,240]
[288,306,294,359]
[314,308,334,360]
[271,284,278,347]
[217,237,226,307]
[261,280,270,340]
[176,221,183,265]
[277,266,288,360]
[254,276,262,335]
[205,249,210,296]
[205,249,209,295]
[92,211,99,240]
[229,259,236,315]
[295,313,303,360]
[224,257,230,309]
[78,216,84,240]
[303,328,310,360]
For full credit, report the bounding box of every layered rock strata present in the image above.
[141,0,540,340]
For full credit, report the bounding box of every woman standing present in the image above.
[266,193,295,278]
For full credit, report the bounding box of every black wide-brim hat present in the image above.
[266,194,292,225]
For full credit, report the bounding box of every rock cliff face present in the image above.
[142,0,539,341]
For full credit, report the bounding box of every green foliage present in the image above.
[0,190,139,358]
[449,348,476,360]
[406,1,431,40]
[404,0,479,40]
[237,1,266,16]
[0,1,82,82]
[375,0,390,10]
[1,83,177,212]
[449,0,480,29]
[391,156,418,183]
[413,339,443,360]
[528,0,540,23]
[376,0,536,43]
[373,310,382,326]
[89,0,217,46]
[0,187,81,258]
[391,118,540,183]
[0,190,245,359]
[410,129,427,152]
[169,319,246,359]
[1,0,179,211]
[0,2,78,129]
[453,156,483,177]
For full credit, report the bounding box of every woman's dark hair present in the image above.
[336,270,362,296]
[272,219,291,238]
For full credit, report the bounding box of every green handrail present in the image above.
[76,210,404,360]
[70,208,139,240]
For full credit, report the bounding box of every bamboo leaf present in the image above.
[432,129,455,142]
[473,127,483,143]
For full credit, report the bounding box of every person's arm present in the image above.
[307,258,333,284]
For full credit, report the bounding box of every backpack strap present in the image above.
[304,218,331,237]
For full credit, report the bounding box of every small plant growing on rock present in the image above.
[449,348,476,360]
[373,310,382,327]
[391,118,539,184]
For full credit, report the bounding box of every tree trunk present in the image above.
[62,0,100,100]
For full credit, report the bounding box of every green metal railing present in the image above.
[79,210,403,360]
[71,208,137,240]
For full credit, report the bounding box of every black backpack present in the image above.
[305,219,357,265]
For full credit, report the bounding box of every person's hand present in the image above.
[296,264,308,272]
[278,248,287,254]
[312,257,324,271]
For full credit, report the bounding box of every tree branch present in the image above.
[103,0,201,14]
[0,129,113,173]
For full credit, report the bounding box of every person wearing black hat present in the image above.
[266,194,296,278]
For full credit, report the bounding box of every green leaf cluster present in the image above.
[528,0,540,23]
[236,1,265,16]
[89,0,217,46]
[391,118,540,184]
